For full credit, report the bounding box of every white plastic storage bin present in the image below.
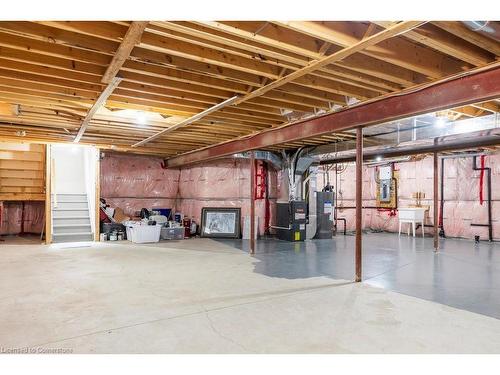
[125,223,162,243]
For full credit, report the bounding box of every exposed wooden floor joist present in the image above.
[0,20,498,157]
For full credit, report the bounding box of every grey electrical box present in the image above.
[379,166,392,203]
[379,180,391,202]
[379,165,392,180]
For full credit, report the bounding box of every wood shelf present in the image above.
[0,141,46,201]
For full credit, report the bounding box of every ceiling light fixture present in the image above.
[435,117,446,128]
[137,111,147,125]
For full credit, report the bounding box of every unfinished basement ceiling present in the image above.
[308,112,500,162]
[0,21,499,157]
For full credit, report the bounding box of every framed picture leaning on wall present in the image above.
[200,207,241,239]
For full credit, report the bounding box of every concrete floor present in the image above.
[222,232,500,320]
[0,234,500,353]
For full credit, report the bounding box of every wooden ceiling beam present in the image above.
[151,21,399,93]
[432,21,500,57]
[165,64,500,167]
[0,30,111,65]
[0,85,97,107]
[138,32,281,80]
[101,21,148,84]
[134,22,421,149]
[132,96,239,147]
[1,110,265,144]
[233,21,424,105]
[0,57,326,116]
[74,22,148,142]
[0,59,104,90]
[29,20,401,96]
[0,76,99,101]
[121,66,340,108]
[0,128,180,157]
[198,21,426,86]
[36,21,128,41]
[0,20,497,158]
[276,83,345,104]
[292,75,378,99]
[0,21,119,51]
[74,77,123,142]
[374,21,494,66]
[274,21,469,78]
[116,82,317,113]
[111,87,306,117]
[0,102,17,116]
[0,22,383,107]
[28,21,280,81]
[470,101,500,113]
[0,45,106,77]
[0,91,90,111]
[337,54,425,86]
[104,99,281,126]
[0,24,263,87]
[191,21,414,90]
[449,106,483,118]
[0,55,314,116]
[122,60,253,92]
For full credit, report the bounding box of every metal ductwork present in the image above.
[462,21,500,42]
[277,148,316,201]
[316,128,500,165]
[231,150,282,170]
[294,155,315,176]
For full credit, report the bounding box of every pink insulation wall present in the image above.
[100,152,499,240]
[0,201,45,235]
[100,154,278,235]
[176,158,278,235]
[317,153,500,240]
[100,153,180,216]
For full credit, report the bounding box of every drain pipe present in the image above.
[471,155,493,241]
[439,157,445,238]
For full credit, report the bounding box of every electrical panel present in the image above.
[376,164,398,208]
[379,180,392,202]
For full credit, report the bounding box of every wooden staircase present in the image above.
[51,194,93,243]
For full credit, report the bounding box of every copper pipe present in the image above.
[250,151,256,255]
[433,152,439,251]
[355,127,363,282]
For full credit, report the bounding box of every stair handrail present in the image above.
[51,158,57,209]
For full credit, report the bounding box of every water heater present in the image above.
[314,191,334,239]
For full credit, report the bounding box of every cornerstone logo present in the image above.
[0,347,73,354]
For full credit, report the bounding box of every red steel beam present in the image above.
[250,151,256,255]
[355,127,363,282]
[166,65,500,168]
[433,151,439,252]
